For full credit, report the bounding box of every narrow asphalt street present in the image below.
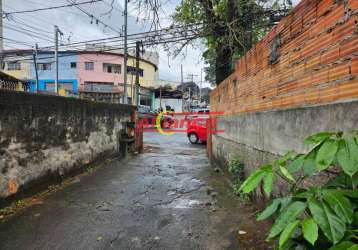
[0,132,270,250]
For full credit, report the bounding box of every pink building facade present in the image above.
[76,52,124,94]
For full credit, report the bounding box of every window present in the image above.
[70,62,77,69]
[37,63,51,71]
[103,63,121,74]
[104,64,112,73]
[7,62,21,71]
[85,62,94,71]
[127,66,144,77]
[83,81,116,93]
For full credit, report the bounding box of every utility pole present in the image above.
[33,43,39,93]
[0,0,3,69]
[186,74,198,83]
[180,64,183,85]
[186,74,198,110]
[159,86,162,111]
[122,0,128,104]
[135,41,142,106]
[188,87,191,111]
[200,68,203,103]
[54,25,63,95]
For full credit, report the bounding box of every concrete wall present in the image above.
[0,90,135,200]
[211,100,358,168]
[208,0,358,189]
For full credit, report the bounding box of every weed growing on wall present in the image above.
[239,131,358,249]
[228,155,245,196]
[229,155,245,176]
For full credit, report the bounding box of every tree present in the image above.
[174,0,291,85]
[132,0,291,85]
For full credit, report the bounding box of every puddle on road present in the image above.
[161,198,202,209]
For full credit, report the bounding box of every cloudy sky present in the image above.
[3,0,300,86]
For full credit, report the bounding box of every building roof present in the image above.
[3,49,158,71]
[154,88,182,99]
[0,70,23,82]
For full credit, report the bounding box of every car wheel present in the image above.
[188,133,199,144]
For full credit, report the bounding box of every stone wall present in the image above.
[208,0,358,188]
[0,90,136,200]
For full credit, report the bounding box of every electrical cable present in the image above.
[3,0,104,15]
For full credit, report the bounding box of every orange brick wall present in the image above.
[210,0,358,115]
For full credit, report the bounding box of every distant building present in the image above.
[0,71,29,92]
[153,88,183,112]
[77,52,123,103]
[2,49,158,104]
[83,45,159,104]
[155,79,181,89]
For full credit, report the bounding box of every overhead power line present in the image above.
[4,25,54,43]
[2,23,202,53]
[0,36,34,47]
[66,0,122,34]
[8,17,52,35]
[5,23,53,39]
[2,33,202,63]
[2,23,205,61]
[42,23,204,50]
[3,0,103,15]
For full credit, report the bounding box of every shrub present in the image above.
[239,131,358,249]
[228,154,245,178]
[228,155,248,199]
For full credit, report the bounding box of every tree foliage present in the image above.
[173,0,292,85]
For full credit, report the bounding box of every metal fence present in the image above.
[0,79,31,92]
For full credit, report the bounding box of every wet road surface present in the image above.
[0,132,270,250]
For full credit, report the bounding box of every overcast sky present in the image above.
[3,0,300,86]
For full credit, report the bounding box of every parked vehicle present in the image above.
[185,108,210,121]
[187,116,209,144]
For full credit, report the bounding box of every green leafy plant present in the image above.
[239,131,358,249]
[229,155,245,176]
[228,155,245,195]
[233,180,243,195]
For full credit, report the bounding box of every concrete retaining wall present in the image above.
[0,90,135,200]
[208,0,358,195]
[210,101,358,195]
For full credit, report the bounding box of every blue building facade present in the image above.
[29,52,78,95]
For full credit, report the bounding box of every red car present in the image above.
[187,116,209,144]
